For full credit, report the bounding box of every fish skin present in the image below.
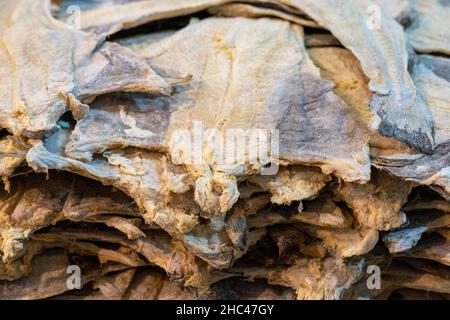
[279,0,436,154]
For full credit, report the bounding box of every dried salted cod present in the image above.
[68,17,370,216]
[307,47,448,201]
[140,17,370,188]
[117,31,178,52]
[407,0,450,55]
[0,172,145,266]
[55,0,309,35]
[105,267,295,300]
[332,169,413,231]
[383,212,450,253]
[247,166,330,205]
[66,178,148,230]
[265,225,305,258]
[278,0,435,153]
[88,268,136,300]
[304,34,341,48]
[0,136,29,186]
[82,216,146,240]
[0,175,70,263]
[37,237,147,267]
[397,251,450,280]
[224,194,270,252]
[378,56,450,199]
[2,240,139,281]
[248,196,352,229]
[399,236,450,266]
[0,249,129,300]
[54,268,138,300]
[74,42,172,104]
[27,126,236,268]
[57,0,408,36]
[33,229,208,287]
[0,0,170,138]
[267,225,326,259]
[437,228,450,239]
[121,268,198,300]
[412,58,450,147]
[208,3,320,28]
[0,0,95,137]
[27,124,243,268]
[307,47,419,161]
[380,143,450,200]
[307,47,374,130]
[382,261,450,294]
[341,246,393,299]
[55,0,230,35]
[298,224,379,258]
[404,199,450,213]
[65,93,172,160]
[346,261,450,300]
[232,256,365,300]
[0,240,42,281]
[237,182,264,199]
[295,197,352,229]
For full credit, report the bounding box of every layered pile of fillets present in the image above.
[0,0,449,300]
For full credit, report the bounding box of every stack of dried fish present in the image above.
[0,0,449,300]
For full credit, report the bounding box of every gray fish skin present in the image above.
[279,0,436,154]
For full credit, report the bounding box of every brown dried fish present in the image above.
[307,46,419,162]
[377,56,450,200]
[332,169,413,231]
[0,0,170,138]
[74,42,172,103]
[54,0,312,35]
[208,3,320,28]
[90,268,137,300]
[0,172,144,265]
[0,249,129,300]
[122,268,197,300]
[140,17,371,185]
[28,133,238,268]
[32,228,208,287]
[248,196,352,229]
[208,277,295,300]
[383,260,450,294]
[55,0,230,35]
[0,240,42,281]
[278,0,435,153]
[66,17,370,216]
[0,136,29,187]
[383,212,450,253]
[232,256,365,300]
[248,166,330,205]
[305,34,341,48]
[298,224,379,258]
[1,0,448,301]
[400,236,450,266]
